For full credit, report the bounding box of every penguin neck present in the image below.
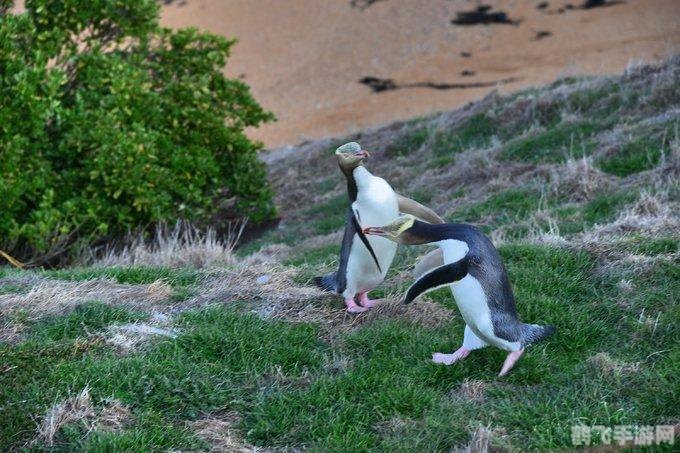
[344,165,372,201]
[352,166,373,188]
[403,220,448,245]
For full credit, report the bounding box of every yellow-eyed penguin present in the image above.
[315,142,444,313]
[363,214,555,375]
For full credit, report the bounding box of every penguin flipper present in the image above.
[396,194,444,224]
[404,256,470,304]
[350,210,382,274]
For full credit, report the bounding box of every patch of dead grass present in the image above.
[183,259,454,342]
[190,264,323,310]
[588,352,640,376]
[191,412,270,452]
[0,319,26,344]
[0,278,172,322]
[242,243,293,265]
[105,318,177,353]
[95,221,243,268]
[452,379,488,403]
[375,415,414,436]
[363,295,455,330]
[32,387,133,447]
[550,157,613,202]
[580,191,679,246]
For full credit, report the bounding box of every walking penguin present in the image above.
[315,142,444,313]
[363,214,555,375]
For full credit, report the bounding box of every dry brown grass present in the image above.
[375,415,414,437]
[0,278,171,322]
[453,379,488,403]
[455,426,493,453]
[520,188,680,268]
[95,220,243,268]
[191,412,271,452]
[0,320,25,344]
[549,157,613,202]
[181,258,455,342]
[657,136,680,178]
[362,295,455,330]
[588,352,640,376]
[189,264,324,311]
[105,317,177,353]
[32,387,133,447]
[378,417,508,453]
[581,191,679,244]
[452,424,512,453]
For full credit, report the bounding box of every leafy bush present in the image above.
[0,0,275,261]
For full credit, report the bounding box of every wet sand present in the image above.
[156,1,678,147]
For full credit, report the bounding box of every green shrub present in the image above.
[0,0,275,260]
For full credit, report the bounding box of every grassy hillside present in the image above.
[1,58,678,451]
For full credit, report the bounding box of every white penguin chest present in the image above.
[344,168,399,294]
[352,175,399,273]
[436,240,498,345]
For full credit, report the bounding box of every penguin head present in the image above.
[335,142,369,170]
[363,214,419,244]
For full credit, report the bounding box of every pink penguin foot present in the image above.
[432,347,471,365]
[357,292,383,309]
[344,298,368,314]
[499,349,524,376]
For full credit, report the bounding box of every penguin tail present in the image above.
[314,273,338,293]
[521,323,556,346]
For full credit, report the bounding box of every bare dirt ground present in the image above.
[161,0,680,148]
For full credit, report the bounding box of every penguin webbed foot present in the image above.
[344,298,369,314]
[498,349,524,377]
[432,347,471,365]
[357,292,383,308]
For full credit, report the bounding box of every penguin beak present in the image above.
[363,227,385,236]
[354,150,370,159]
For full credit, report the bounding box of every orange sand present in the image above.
[20,1,679,149]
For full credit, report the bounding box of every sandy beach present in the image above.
[160,0,680,148]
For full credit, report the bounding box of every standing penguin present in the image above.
[315,142,444,313]
[363,214,555,375]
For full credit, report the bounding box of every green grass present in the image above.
[548,190,638,235]
[452,188,545,231]
[283,243,338,267]
[434,114,496,156]
[618,236,678,256]
[387,127,430,157]
[247,246,678,450]
[501,120,607,163]
[4,245,676,450]
[306,194,349,235]
[0,283,23,295]
[31,301,147,341]
[596,136,665,177]
[566,81,625,118]
[0,306,326,450]
[42,265,199,287]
